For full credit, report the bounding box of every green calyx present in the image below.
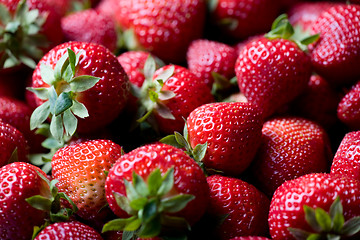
[28,48,100,142]
[0,0,48,69]
[102,167,194,239]
[289,197,360,240]
[265,14,320,52]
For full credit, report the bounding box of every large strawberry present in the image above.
[104,143,209,239]
[268,173,360,240]
[186,102,263,176]
[337,81,360,130]
[206,175,270,240]
[0,162,49,240]
[114,0,206,63]
[29,41,130,142]
[309,4,360,86]
[250,117,332,197]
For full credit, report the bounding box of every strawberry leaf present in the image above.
[288,227,312,240]
[114,192,134,215]
[158,167,174,196]
[124,218,142,231]
[54,52,70,81]
[160,134,184,149]
[49,114,63,142]
[0,3,10,24]
[27,87,49,100]
[71,100,89,118]
[63,109,77,137]
[30,101,51,130]
[155,65,175,82]
[193,142,207,162]
[144,55,156,80]
[123,28,139,50]
[138,214,162,238]
[102,217,137,232]
[155,102,175,120]
[341,216,360,236]
[25,195,52,212]
[69,75,100,92]
[129,197,148,211]
[301,34,320,45]
[19,54,36,68]
[147,169,162,196]
[174,131,188,148]
[158,90,176,101]
[326,234,340,240]
[54,92,73,116]
[161,194,195,213]
[67,48,76,75]
[125,179,140,202]
[122,231,136,240]
[304,205,322,232]
[133,171,149,197]
[140,199,158,223]
[315,208,332,232]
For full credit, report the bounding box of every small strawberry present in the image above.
[250,117,332,197]
[34,221,103,240]
[0,162,49,240]
[268,173,360,240]
[206,175,270,240]
[330,131,360,180]
[337,81,360,130]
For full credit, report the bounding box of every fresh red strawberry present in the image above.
[186,39,237,88]
[61,9,117,52]
[268,173,360,240]
[331,131,360,179]
[0,162,49,240]
[309,4,360,86]
[234,34,264,55]
[208,0,281,40]
[0,0,63,71]
[337,81,360,130]
[114,0,206,63]
[230,237,271,240]
[186,102,263,176]
[206,175,270,240]
[29,41,130,142]
[51,139,123,222]
[250,117,332,197]
[236,14,315,118]
[34,221,103,240]
[104,143,209,239]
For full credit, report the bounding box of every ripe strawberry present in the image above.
[52,139,123,221]
[234,34,264,55]
[309,4,360,86]
[186,102,263,176]
[206,175,270,240]
[337,81,360,130]
[250,117,332,197]
[114,0,206,63]
[208,0,281,40]
[331,131,360,179]
[104,143,209,238]
[34,221,103,240]
[268,173,360,240]
[29,41,130,141]
[61,9,117,52]
[0,162,49,240]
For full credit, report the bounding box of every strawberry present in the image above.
[104,143,209,239]
[0,0,63,70]
[337,81,360,130]
[51,139,123,221]
[330,131,360,179]
[249,117,332,197]
[206,175,270,240]
[234,34,264,55]
[235,14,315,119]
[0,162,49,240]
[114,0,206,63]
[230,237,271,240]
[309,4,360,86]
[186,102,263,176]
[29,41,130,142]
[61,9,117,52]
[208,0,281,40]
[34,221,103,240]
[268,173,360,240]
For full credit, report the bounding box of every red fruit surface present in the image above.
[115,0,206,63]
[337,81,360,130]
[34,221,103,240]
[236,37,311,118]
[105,143,209,226]
[268,173,360,240]
[250,117,332,197]
[187,102,263,176]
[52,139,123,220]
[207,175,270,240]
[31,41,130,133]
[310,4,360,85]
[331,131,360,180]
[0,162,48,240]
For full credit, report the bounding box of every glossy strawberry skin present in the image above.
[0,162,49,240]
[34,221,103,240]
[310,4,360,85]
[115,0,206,63]
[31,41,130,133]
[236,38,311,118]
[337,81,360,130]
[250,117,332,197]
[105,143,209,226]
[187,102,263,176]
[331,131,360,179]
[52,139,123,221]
[268,173,360,240]
[207,175,270,240]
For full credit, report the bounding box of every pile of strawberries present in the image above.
[1,0,360,239]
